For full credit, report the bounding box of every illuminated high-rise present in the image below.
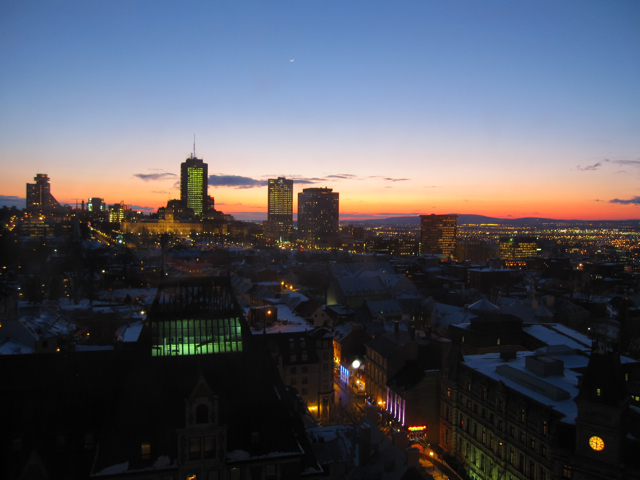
[26,174,62,213]
[298,187,339,248]
[264,177,293,243]
[499,236,538,259]
[419,214,458,256]
[180,151,208,218]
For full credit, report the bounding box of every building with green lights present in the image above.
[148,276,244,357]
[180,154,208,218]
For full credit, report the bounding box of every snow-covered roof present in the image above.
[0,338,34,355]
[115,321,144,343]
[463,351,587,424]
[524,324,591,351]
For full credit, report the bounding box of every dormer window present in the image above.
[196,404,208,424]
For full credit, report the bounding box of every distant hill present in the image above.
[353,215,640,226]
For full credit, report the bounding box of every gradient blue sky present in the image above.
[1,1,639,220]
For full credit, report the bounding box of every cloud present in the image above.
[594,199,601,202]
[128,205,156,212]
[326,174,357,180]
[576,162,602,171]
[610,196,640,205]
[172,181,180,189]
[133,172,177,181]
[208,175,267,189]
[611,159,640,167]
[151,190,169,194]
[382,177,409,182]
[0,195,25,208]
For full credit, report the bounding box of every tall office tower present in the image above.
[499,236,538,259]
[26,174,62,213]
[87,197,105,213]
[298,187,339,248]
[419,214,458,256]
[264,177,293,243]
[180,147,208,218]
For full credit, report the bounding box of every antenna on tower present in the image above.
[193,134,196,158]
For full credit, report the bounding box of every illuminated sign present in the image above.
[408,426,426,432]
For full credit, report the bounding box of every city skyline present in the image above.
[1,1,639,221]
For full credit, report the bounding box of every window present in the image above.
[323,352,330,360]
[497,338,501,345]
[596,388,601,397]
[490,434,494,450]
[141,442,151,460]
[482,388,488,401]
[498,420,503,431]
[447,387,451,398]
[511,425,515,437]
[531,438,535,450]
[302,366,308,373]
[541,445,546,457]
[530,461,535,478]
[290,354,296,362]
[290,366,296,374]
[189,437,201,460]
[540,467,547,480]
[265,465,277,480]
[302,353,308,361]
[519,454,524,472]
[467,380,471,391]
[462,335,465,343]
[301,388,308,395]
[482,428,486,445]
[291,377,297,385]
[498,399,504,412]
[542,421,548,435]
[196,404,208,424]
[510,449,514,464]
[302,377,308,384]
[520,430,525,443]
[323,363,330,372]
[562,465,572,478]
[204,436,215,459]
[520,408,526,423]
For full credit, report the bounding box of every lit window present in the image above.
[141,442,151,460]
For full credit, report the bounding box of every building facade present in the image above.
[180,154,208,218]
[26,174,62,213]
[420,214,458,256]
[440,346,640,480]
[297,188,339,248]
[499,236,538,259]
[265,177,294,243]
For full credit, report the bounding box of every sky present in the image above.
[1,0,639,221]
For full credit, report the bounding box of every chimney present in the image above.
[394,320,399,334]
[358,424,371,467]
[406,447,420,468]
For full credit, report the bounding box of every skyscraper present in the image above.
[180,148,208,218]
[26,174,62,213]
[298,187,339,248]
[419,214,458,256]
[264,177,293,243]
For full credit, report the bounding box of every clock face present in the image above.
[589,436,605,451]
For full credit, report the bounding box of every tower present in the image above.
[573,351,631,476]
[419,214,457,256]
[297,187,339,248]
[264,177,293,243]
[26,174,62,213]
[180,145,208,218]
